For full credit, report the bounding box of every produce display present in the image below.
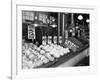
[64,40,79,52]
[22,40,79,69]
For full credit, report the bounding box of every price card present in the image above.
[28,25,35,40]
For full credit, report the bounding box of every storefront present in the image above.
[22,11,89,69]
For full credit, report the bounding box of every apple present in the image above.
[45,53,55,61]
[42,57,49,64]
[40,50,45,55]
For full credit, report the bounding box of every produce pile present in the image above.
[22,41,79,69]
[64,40,79,52]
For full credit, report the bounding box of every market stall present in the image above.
[22,11,89,69]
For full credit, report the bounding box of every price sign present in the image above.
[28,25,35,40]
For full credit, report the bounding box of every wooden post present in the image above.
[71,13,75,37]
[71,13,74,26]
[62,13,65,45]
[57,13,60,45]
[65,13,68,40]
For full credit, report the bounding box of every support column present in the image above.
[62,13,65,45]
[57,13,60,45]
[71,13,74,26]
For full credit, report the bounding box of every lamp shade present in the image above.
[32,20,39,27]
[50,22,57,28]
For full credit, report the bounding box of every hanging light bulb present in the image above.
[78,15,83,20]
[51,22,57,28]
[86,19,89,23]
[34,16,38,20]
[33,23,38,27]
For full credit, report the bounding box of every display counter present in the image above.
[36,44,89,68]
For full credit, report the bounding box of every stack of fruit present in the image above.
[22,43,70,69]
[64,40,79,52]
[39,43,70,58]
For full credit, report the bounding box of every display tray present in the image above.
[35,44,89,68]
